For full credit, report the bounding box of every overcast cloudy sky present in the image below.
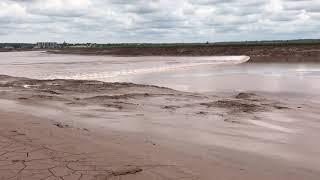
[0,0,319,43]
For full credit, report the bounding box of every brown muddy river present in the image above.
[1,51,320,95]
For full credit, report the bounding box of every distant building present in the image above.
[35,42,58,49]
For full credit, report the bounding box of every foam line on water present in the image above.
[47,56,250,81]
[248,120,296,133]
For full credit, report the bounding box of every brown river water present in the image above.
[1,51,320,95]
[1,51,320,180]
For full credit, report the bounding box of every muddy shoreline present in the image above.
[1,74,320,179]
[45,44,320,63]
[2,44,319,63]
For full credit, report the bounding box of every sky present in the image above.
[0,0,319,43]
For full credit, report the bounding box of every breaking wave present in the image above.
[47,56,250,81]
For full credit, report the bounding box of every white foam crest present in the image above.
[47,56,250,81]
[248,120,296,133]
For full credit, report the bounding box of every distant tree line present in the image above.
[61,39,320,48]
[0,43,35,49]
[212,39,320,46]
[1,39,320,49]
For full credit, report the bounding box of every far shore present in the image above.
[47,44,320,63]
[1,43,320,63]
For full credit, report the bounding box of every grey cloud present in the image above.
[188,0,236,5]
[0,0,319,43]
[283,0,320,12]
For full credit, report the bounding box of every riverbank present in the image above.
[1,75,320,179]
[46,44,320,63]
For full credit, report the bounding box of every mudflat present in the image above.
[0,75,320,179]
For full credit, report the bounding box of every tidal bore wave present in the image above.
[47,56,250,81]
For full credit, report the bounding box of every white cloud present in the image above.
[0,0,319,43]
